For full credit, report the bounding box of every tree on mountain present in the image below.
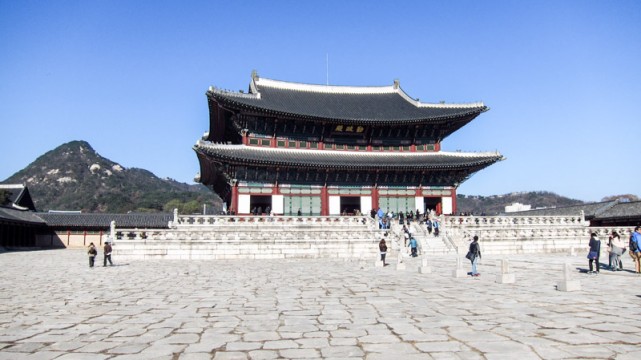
[163,199,203,214]
[0,190,11,206]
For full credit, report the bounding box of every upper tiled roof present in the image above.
[37,213,173,229]
[208,73,487,124]
[194,142,504,170]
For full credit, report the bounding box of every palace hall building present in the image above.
[194,71,503,216]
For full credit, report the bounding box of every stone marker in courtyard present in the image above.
[453,254,467,278]
[419,254,431,274]
[495,259,516,284]
[557,262,581,292]
[396,250,406,270]
[375,253,384,267]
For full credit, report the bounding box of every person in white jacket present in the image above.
[608,231,625,271]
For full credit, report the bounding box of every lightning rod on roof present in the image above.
[326,53,329,85]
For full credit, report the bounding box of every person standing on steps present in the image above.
[409,237,418,257]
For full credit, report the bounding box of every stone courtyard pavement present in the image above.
[1,249,640,360]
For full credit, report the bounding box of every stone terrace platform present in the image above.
[1,249,640,359]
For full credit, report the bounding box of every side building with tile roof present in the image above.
[508,200,641,227]
[194,71,504,216]
[1,184,172,248]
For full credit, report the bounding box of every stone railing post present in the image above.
[110,220,116,243]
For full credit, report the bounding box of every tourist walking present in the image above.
[103,242,113,267]
[433,219,440,236]
[587,233,601,274]
[87,243,97,268]
[468,236,481,276]
[608,231,624,271]
[409,237,418,257]
[629,226,641,274]
[426,218,433,235]
[403,225,410,246]
[379,239,388,266]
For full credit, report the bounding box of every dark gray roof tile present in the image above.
[0,207,46,225]
[195,142,504,170]
[507,201,615,218]
[594,201,641,220]
[37,213,172,229]
[209,76,486,124]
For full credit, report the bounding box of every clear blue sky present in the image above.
[1,1,640,202]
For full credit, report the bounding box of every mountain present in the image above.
[1,140,221,213]
[456,191,584,215]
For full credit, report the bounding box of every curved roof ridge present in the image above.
[255,75,484,109]
[395,87,484,109]
[208,86,260,100]
[255,77,396,95]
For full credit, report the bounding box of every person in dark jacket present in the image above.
[587,232,601,274]
[469,236,481,276]
[87,243,97,268]
[379,239,388,266]
[103,242,113,267]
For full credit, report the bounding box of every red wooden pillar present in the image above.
[450,188,457,215]
[372,186,379,212]
[230,183,239,214]
[321,185,329,216]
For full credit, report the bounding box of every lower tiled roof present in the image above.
[594,201,641,220]
[36,213,173,228]
[194,142,504,170]
[507,201,616,218]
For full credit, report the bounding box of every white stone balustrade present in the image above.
[174,214,376,229]
[111,213,639,260]
[112,215,383,260]
[441,215,634,255]
[444,215,585,228]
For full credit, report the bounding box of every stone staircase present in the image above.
[390,222,457,255]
